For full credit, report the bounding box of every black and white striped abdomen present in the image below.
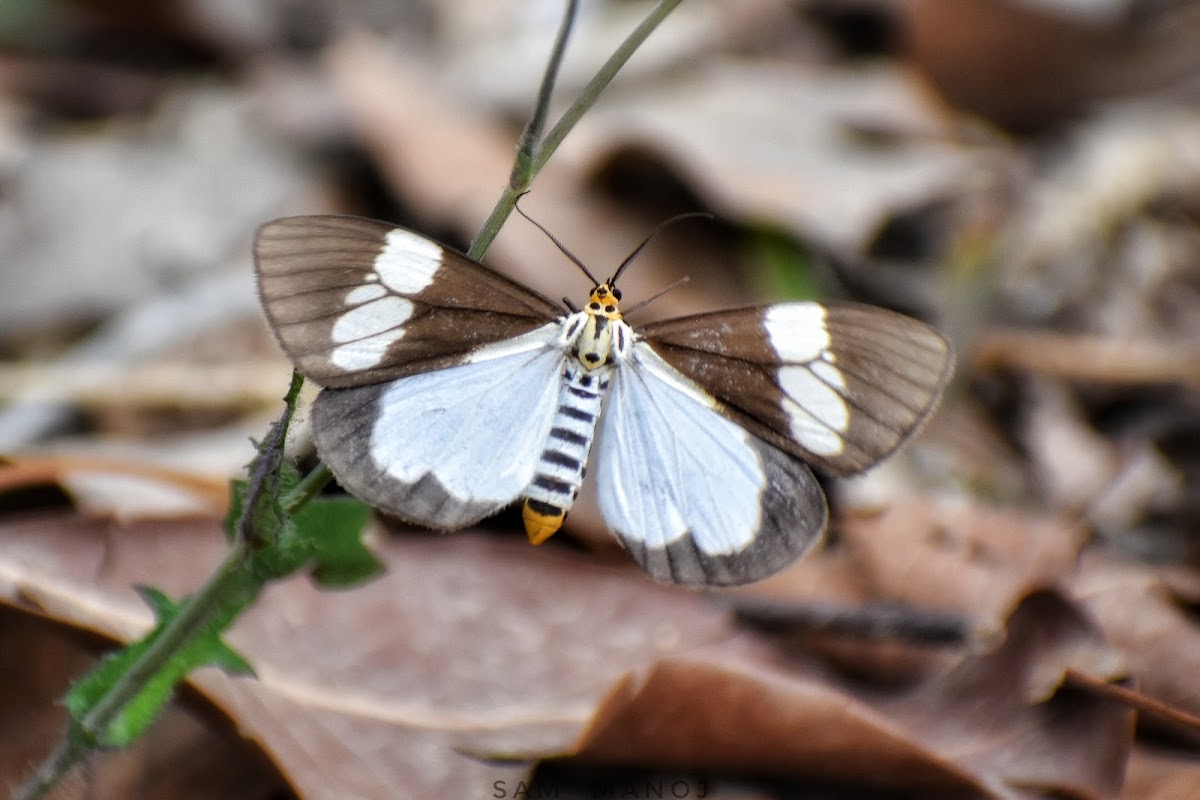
[522,362,612,539]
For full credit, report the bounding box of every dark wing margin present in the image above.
[254,215,564,388]
[637,302,953,476]
[310,384,501,527]
[615,438,828,586]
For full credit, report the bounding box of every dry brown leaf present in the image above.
[1065,669,1200,741]
[888,590,1134,799]
[1021,378,1120,513]
[732,543,873,605]
[839,494,1088,632]
[0,360,293,411]
[572,589,1132,798]
[999,103,1200,324]
[905,0,1200,130]
[561,59,992,257]
[0,456,230,519]
[573,639,988,793]
[1074,553,1200,725]
[1122,746,1200,800]
[2,505,1142,797]
[0,88,303,337]
[727,548,959,686]
[976,328,1200,387]
[0,606,98,795]
[0,269,269,450]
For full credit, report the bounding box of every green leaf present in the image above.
[63,586,256,746]
[134,585,176,618]
[294,497,382,588]
[64,637,160,746]
[207,641,257,677]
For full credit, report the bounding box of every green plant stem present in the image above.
[239,370,304,547]
[469,0,685,260]
[14,737,86,800]
[285,462,335,515]
[467,182,524,262]
[531,0,684,175]
[510,0,579,189]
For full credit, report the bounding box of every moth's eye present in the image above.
[612,288,622,301]
[588,302,601,311]
[604,305,616,313]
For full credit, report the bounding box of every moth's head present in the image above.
[586,283,623,319]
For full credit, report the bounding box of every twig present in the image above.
[976,328,1200,386]
[469,0,581,260]
[468,0,685,260]
[730,598,970,646]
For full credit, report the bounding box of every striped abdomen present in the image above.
[522,362,612,543]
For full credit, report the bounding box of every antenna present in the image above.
[514,196,601,286]
[610,211,714,285]
[622,275,690,316]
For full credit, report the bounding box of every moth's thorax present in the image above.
[562,282,632,372]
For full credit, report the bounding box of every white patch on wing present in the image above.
[329,296,414,370]
[763,303,848,456]
[345,283,387,305]
[375,229,443,294]
[329,330,405,371]
[778,365,847,455]
[764,303,829,362]
[809,359,845,389]
[779,366,848,430]
[595,344,765,555]
[331,296,414,343]
[368,332,565,516]
[780,396,842,455]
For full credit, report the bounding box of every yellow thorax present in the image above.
[585,283,623,320]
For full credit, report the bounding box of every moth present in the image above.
[254,215,953,586]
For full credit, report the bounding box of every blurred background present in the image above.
[2,0,1200,797]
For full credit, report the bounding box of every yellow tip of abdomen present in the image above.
[522,501,565,545]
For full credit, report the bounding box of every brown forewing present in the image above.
[254,215,564,388]
[638,304,953,476]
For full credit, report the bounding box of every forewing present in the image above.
[255,215,564,388]
[311,327,567,529]
[595,345,826,586]
[638,303,953,476]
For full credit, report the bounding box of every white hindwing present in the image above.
[313,325,567,529]
[593,342,827,585]
[595,345,765,554]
